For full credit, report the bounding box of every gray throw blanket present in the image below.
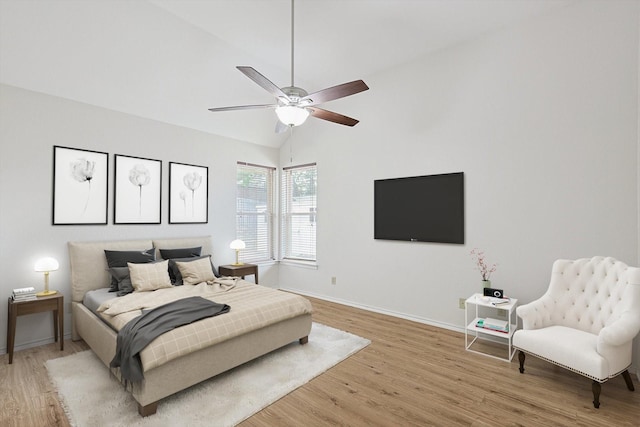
[110,296,230,384]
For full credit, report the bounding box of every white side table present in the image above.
[464,293,518,362]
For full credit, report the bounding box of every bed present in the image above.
[69,236,312,416]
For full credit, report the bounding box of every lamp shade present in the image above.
[275,106,310,127]
[230,239,246,250]
[34,257,59,272]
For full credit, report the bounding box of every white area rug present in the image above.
[46,323,370,427]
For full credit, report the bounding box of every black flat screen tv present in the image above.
[374,172,464,244]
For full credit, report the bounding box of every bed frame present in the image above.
[68,236,312,416]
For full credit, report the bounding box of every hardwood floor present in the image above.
[2,295,639,426]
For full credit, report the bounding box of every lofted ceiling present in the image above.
[0,0,573,148]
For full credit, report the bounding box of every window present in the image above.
[281,163,317,262]
[236,162,275,263]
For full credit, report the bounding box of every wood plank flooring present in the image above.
[1,295,639,426]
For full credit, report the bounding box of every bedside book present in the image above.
[12,286,37,301]
[476,317,509,333]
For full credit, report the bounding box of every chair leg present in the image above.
[518,350,525,373]
[621,370,635,391]
[592,381,601,408]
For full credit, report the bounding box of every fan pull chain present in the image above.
[289,125,294,163]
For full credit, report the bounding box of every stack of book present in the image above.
[476,317,509,333]
[12,286,37,301]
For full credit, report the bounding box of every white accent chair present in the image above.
[513,257,640,408]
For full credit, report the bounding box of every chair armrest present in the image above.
[598,311,640,347]
[516,296,553,330]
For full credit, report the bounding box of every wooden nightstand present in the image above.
[7,293,64,364]
[218,263,259,284]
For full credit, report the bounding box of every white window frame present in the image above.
[280,163,317,263]
[236,162,276,263]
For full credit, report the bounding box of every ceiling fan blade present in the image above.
[308,107,360,127]
[208,104,276,112]
[237,66,290,100]
[301,80,369,106]
[275,120,289,134]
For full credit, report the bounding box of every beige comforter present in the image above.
[97,280,312,372]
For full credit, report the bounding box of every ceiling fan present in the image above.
[208,0,369,133]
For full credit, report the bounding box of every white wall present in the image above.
[279,1,640,368]
[0,84,279,352]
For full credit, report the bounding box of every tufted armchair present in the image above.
[513,256,640,408]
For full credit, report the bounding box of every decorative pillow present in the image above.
[104,248,155,291]
[107,267,134,296]
[175,257,216,286]
[159,246,202,260]
[168,255,218,286]
[128,260,172,292]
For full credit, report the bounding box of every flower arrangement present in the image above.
[470,248,497,281]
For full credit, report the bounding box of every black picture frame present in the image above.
[114,154,162,224]
[169,162,208,224]
[52,145,108,225]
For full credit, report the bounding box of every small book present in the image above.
[477,317,509,333]
[12,294,37,301]
[13,286,36,294]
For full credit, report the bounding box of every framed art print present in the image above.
[114,154,162,224]
[52,146,108,225]
[169,162,208,224]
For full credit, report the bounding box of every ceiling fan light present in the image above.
[275,105,309,127]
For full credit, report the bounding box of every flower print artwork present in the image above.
[183,172,202,217]
[114,155,161,224]
[70,158,95,215]
[169,162,208,224]
[179,190,187,214]
[53,146,108,225]
[129,163,151,216]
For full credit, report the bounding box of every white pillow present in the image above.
[128,260,172,292]
[175,256,215,286]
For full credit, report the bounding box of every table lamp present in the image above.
[230,239,245,265]
[34,257,59,296]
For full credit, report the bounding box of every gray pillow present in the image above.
[159,246,202,260]
[104,249,155,292]
[107,266,134,296]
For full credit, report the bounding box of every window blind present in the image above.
[236,162,275,263]
[281,163,317,261]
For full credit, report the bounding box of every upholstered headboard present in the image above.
[68,236,213,303]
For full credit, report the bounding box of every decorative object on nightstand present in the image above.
[12,287,36,301]
[229,239,245,265]
[470,248,497,289]
[34,257,59,296]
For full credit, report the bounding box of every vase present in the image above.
[482,280,491,289]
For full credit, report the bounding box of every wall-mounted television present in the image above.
[374,172,464,244]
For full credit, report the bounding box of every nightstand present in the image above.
[218,263,259,284]
[464,293,518,362]
[7,293,63,364]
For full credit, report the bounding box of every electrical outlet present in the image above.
[331,277,337,285]
[459,298,466,309]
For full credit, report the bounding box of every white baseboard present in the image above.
[279,287,464,334]
[1,333,72,356]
